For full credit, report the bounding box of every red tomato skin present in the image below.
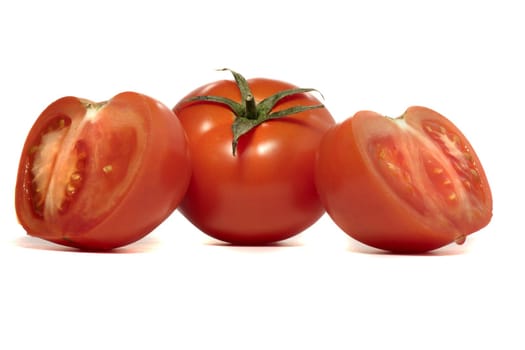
[315,107,492,253]
[15,92,191,250]
[173,78,335,245]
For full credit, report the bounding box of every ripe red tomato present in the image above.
[173,69,335,244]
[15,92,191,250]
[315,106,493,253]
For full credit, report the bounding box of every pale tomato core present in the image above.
[31,115,78,217]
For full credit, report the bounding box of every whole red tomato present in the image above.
[315,106,492,253]
[15,92,191,250]
[173,69,335,244]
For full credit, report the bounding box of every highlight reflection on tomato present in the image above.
[15,92,191,250]
[173,69,335,245]
[315,106,492,253]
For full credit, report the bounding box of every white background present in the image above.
[1,1,523,349]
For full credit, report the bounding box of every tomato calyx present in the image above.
[182,68,325,155]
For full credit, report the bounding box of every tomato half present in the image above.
[15,92,191,250]
[315,106,493,253]
[173,70,335,245]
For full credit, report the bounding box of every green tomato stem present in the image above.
[245,94,257,119]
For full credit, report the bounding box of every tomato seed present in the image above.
[463,152,474,162]
[66,183,76,196]
[386,162,396,170]
[70,172,81,182]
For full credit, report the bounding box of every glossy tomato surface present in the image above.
[173,77,335,244]
[15,92,191,250]
[315,106,492,253]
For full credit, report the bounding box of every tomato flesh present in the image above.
[315,106,492,253]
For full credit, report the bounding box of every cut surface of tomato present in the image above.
[16,92,191,250]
